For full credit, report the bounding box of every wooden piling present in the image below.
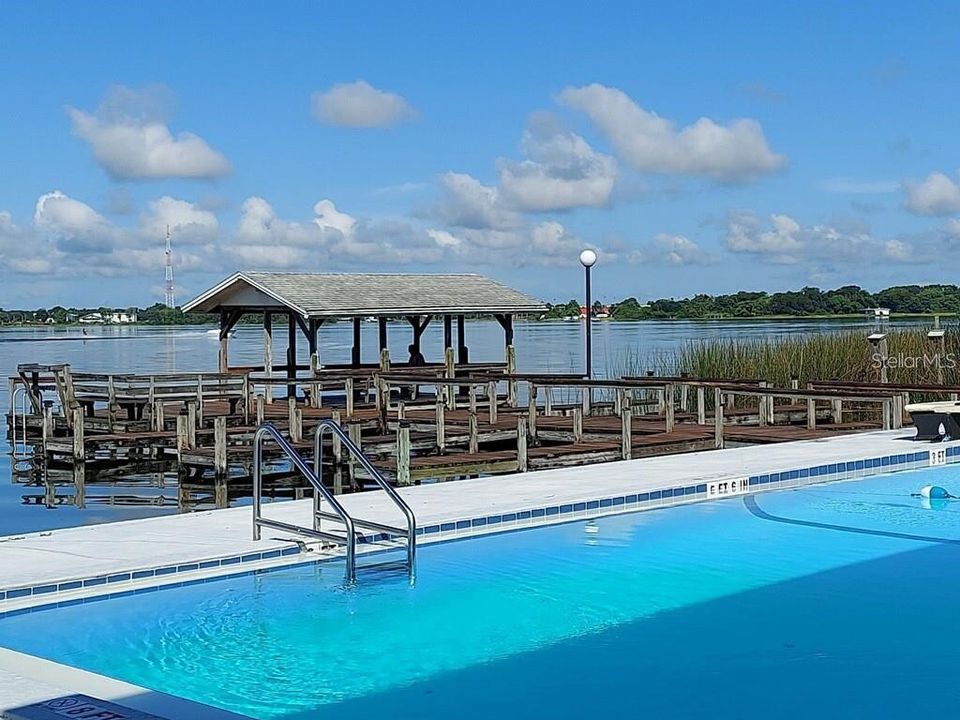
[176,412,189,455]
[680,383,689,412]
[664,384,675,432]
[806,398,817,430]
[42,403,53,450]
[572,407,583,443]
[289,398,303,443]
[213,416,227,481]
[697,386,706,425]
[331,409,343,494]
[528,384,538,445]
[71,405,85,463]
[255,394,265,426]
[831,399,843,425]
[468,411,479,454]
[487,381,498,425]
[435,390,446,453]
[345,378,355,417]
[397,421,412,487]
[517,414,528,472]
[714,387,724,449]
[153,401,165,433]
[620,391,632,461]
[506,345,517,406]
[758,382,769,427]
[544,387,553,416]
[347,422,362,490]
[186,402,197,449]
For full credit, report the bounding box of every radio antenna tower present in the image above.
[164,225,176,308]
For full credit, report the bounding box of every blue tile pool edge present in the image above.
[0,440,951,613]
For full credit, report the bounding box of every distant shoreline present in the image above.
[0,312,951,330]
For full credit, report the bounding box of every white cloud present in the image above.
[237,197,318,247]
[311,80,416,128]
[725,211,920,266]
[34,191,118,252]
[496,112,617,212]
[140,197,218,245]
[558,83,785,182]
[903,172,960,215]
[433,172,521,230]
[313,199,356,237]
[627,233,714,266]
[67,85,230,180]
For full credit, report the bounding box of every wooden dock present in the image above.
[7,363,925,513]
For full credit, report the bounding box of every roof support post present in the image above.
[287,311,297,399]
[352,317,361,367]
[218,308,244,373]
[494,313,514,347]
[406,315,432,355]
[457,314,468,365]
[443,315,453,351]
[378,317,390,370]
[307,319,320,375]
[219,311,229,373]
[263,312,273,404]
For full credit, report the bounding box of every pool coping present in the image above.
[1,429,955,616]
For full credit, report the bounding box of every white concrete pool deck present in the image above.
[0,428,938,602]
[0,427,949,718]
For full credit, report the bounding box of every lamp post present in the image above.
[579,249,598,379]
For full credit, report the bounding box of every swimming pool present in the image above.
[2,465,960,718]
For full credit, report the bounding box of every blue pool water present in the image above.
[3,467,960,718]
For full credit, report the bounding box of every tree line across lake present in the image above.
[3,283,960,326]
[545,284,960,320]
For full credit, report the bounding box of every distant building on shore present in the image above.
[78,309,139,325]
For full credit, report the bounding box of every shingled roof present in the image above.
[182,272,546,319]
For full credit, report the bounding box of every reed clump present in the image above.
[614,329,960,387]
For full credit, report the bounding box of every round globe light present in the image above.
[579,248,598,268]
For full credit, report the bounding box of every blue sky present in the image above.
[2,1,959,308]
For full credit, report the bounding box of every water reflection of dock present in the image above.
[4,272,924,519]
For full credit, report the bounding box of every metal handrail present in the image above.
[252,423,359,583]
[314,418,416,580]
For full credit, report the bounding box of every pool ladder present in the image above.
[252,421,417,584]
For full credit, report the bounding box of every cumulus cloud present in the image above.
[558,83,785,182]
[903,172,960,215]
[67,85,231,180]
[432,173,521,230]
[496,112,617,212]
[34,191,118,252]
[627,233,714,266]
[140,197,219,245]
[311,80,416,128]
[725,210,920,265]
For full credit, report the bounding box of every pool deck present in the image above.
[0,427,952,718]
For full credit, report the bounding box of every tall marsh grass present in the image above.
[610,329,960,387]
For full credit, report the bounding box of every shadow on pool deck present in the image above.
[296,539,960,720]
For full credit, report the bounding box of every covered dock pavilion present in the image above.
[182,272,546,398]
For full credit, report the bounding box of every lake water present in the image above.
[0,317,908,535]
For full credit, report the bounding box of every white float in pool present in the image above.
[920,484,951,500]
